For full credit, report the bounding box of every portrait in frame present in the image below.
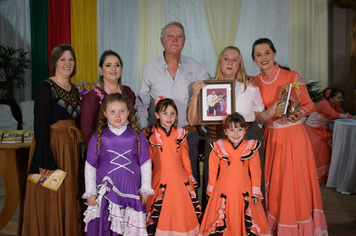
[198,80,235,124]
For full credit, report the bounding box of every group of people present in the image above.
[24,21,354,236]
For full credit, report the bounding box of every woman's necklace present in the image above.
[51,77,71,91]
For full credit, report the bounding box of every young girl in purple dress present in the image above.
[82,93,154,236]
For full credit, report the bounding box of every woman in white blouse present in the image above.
[188,46,275,211]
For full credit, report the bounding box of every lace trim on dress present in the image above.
[138,160,154,195]
[267,209,328,236]
[266,117,302,129]
[102,176,141,200]
[305,112,330,128]
[260,64,280,84]
[83,183,148,235]
[82,161,98,199]
[108,121,128,136]
[339,113,348,119]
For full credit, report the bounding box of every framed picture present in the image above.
[198,80,235,124]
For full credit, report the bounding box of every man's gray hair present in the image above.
[160,21,186,39]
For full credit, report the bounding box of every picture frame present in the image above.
[198,80,235,124]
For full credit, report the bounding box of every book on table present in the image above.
[1,130,26,143]
[23,130,34,143]
[0,130,5,142]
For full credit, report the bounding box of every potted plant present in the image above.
[0,44,31,129]
[0,44,31,99]
[305,80,323,104]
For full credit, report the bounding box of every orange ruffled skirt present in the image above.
[263,123,328,235]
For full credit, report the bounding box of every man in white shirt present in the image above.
[206,90,221,116]
[135,22,211,188]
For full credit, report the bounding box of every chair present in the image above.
[20,100,34,131]
[0,104,18,130]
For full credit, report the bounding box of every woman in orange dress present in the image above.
[199,113,269,236]
[305,87,355,182]
[146,97,201,236]
[251,38,328,235]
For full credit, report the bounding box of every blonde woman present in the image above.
[188,46,274,211]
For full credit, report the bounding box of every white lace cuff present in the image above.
[339,113,348,119]
[138,159,154,195]
[82,161,97,199]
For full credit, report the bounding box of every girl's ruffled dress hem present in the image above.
[83,183,148,236]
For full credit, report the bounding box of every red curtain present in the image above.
[47,0,71,70]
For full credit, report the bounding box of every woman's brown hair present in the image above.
[49,44,77,78]
[97,50,127,97]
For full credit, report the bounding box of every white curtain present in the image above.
[235,0,291,76]
[138,0,163,87]
[203,0,242,58]
[0,0,32,102]
[164,0,216,77]
[290,0,328,88]
[96,0,139,93]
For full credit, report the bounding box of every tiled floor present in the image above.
[1,173,355,236]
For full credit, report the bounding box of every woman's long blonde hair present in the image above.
[214,46,247,92]
[96,93,140,154]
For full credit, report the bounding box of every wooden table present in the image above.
[0,142,31,236]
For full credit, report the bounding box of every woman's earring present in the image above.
[100,73,103,76]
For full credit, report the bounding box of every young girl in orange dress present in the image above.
[145,97,201,236]
[305,87,355,182]
[251,38,328,235]
[199,113,269,236]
